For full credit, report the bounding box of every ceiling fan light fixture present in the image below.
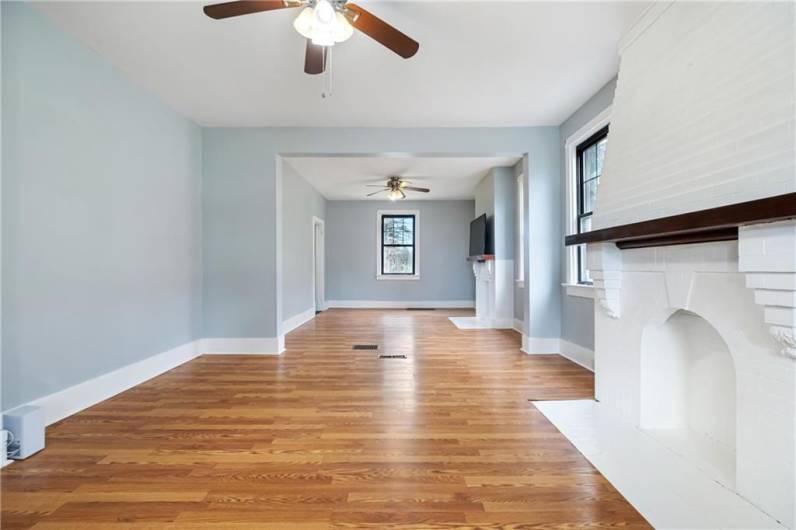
[293,2,353,46]
[388,188,403,201]
[293,8,316,38]
[314,0,335,24]
[333,12,354,42]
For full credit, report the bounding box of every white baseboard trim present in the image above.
[560,339,595,372]
[282,307,316,335]
[19,340,201,426]
[520,336,595,371]
[512,318,524,334]
[4,334,286,429]
[491,318,515,329]
[521,336,561,355]
[448,316,515,330]
[2,332,592,437]
[327,300,475,309]
[198,337,283,355]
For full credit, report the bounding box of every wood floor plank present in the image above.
[1,308,649,528]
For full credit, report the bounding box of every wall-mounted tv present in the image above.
[469,214,493,257]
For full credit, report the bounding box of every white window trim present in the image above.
[561,283,595,299]
[515,172,525,288]
[564,105,611,293]
[376,209,420,281]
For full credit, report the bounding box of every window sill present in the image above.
[562,283,594,299]
[376,275,421,281]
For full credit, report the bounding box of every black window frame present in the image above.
[575,125,609,284]
[381,214,416,276]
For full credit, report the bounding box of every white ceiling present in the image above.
[284,155,521,200]
[32,1,648,127]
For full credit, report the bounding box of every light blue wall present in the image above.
[2,3,203,409]
[325,200,474,302]
[474,166,515,258]
[477,166,526,325]
[559,77,617,350]
[527,132,563,340]
[201,129,274,339]
[281,161,326,320]
[202,127,561,340]
[492,167,515,260]
[474,170,495,255]
[562,78,617,140]
[475,172,494,219]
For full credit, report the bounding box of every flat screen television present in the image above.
[469,214,492,257]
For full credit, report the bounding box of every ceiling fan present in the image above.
[203,0,419,75]
[366,176,430,200]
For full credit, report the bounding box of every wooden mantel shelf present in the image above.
[565,192,796,249]
[466,254,495,262]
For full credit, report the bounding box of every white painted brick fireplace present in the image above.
[583,1,795,527]
[590,235,795,527]
[595,2,795,231]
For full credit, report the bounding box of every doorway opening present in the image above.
[312,216,325,313]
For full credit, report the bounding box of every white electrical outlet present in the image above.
[3,406,45,459]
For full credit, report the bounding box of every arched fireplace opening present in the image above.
[640,310,737,488]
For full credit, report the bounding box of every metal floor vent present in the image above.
[353,344,378,350]
[406,308,435,311]
[379,354,407,359]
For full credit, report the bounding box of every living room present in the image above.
[2,1,794,528]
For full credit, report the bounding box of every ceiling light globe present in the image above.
[314,0,335,26]
[334,13,354,43]
[295,1,349,47]
[311,32,335,47]
[293,7,315,39]
[388,189,402,201]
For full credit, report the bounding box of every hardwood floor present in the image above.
[1,309,650,529]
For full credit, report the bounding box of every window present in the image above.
[515,173,525,286]
[377,210,420,280]
[575,126,608,284]
[564,107,610,295]
[382,215,415,274]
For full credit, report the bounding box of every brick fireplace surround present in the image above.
[589,223,795,527]
[551,1,796,527]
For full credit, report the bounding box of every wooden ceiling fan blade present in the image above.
[203,1,298,20]
[344,3,419,59]
[367,189,389,197]
[403,186,430,193]
[304,40,327,75]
